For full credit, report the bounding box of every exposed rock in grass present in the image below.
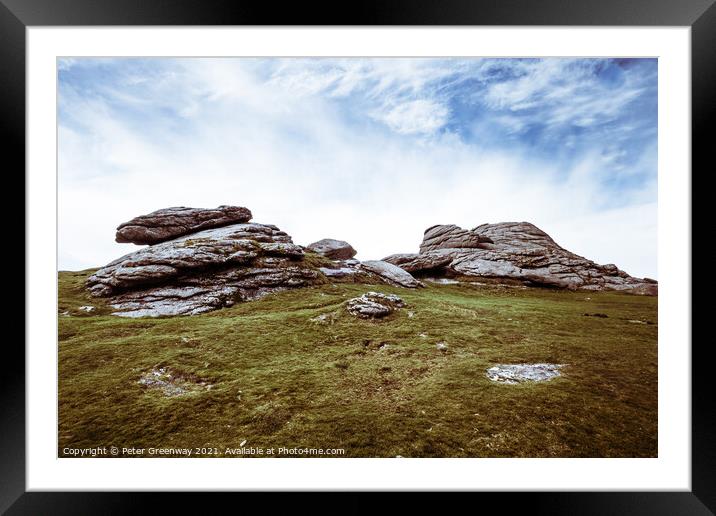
[383,222,657,295]
[436,342,448,351]
[116,205,252,244]
[486,363,564,384]
[627,319,654,325]
[179,336,202,347]
[346,292,405,319]
[360,260,423,288]
[310,312,338,325]
[78,305,95,312]
[307,238,357,260]
[137,367,211,397]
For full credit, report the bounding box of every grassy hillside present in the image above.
[58,269,657,458]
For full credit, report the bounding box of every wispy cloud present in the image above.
[372,99,449,135]
[58,57,657,278]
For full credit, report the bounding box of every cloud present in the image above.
[372,99,449,135]
[58,57,658,279]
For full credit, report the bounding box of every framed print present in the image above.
[5,0,711,513]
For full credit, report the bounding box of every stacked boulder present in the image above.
[88,206,325,317]
[86,210,655,318]
[114,206,253,244]
[383,222,657,294]
[87,206,423,317]
[306,238,357,260]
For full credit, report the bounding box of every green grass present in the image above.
[58,270,657,458]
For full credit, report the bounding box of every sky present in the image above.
[58,57,658,278]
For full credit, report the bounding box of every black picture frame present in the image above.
[4,0,710,513]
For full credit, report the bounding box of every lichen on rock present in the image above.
[346,292,405,319]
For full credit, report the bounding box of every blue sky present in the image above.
[58,58,657,278]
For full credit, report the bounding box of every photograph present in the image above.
[57,56,658,459]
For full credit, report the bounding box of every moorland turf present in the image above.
[58,269,657,458]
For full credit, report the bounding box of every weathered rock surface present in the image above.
[115,205,253,245]
[360,260,423,288]
[486,363,563,384]
[318,265,360,278]
[90,209,656,318]
[346,292,405,318]
[420,224,494,252]
[384,222,657,294]
[89,206,423,317]
[89,222,321,317]
[307,238,357,260]
[316,258,365,279]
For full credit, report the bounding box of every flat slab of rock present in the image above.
[346,291,405,318]
[116,205,252,245]
[307,238,357,260]
[319,265,359,278]
[486,363,563,384]
[360,260,422,288]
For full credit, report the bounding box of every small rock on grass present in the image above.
[346,292,405,319]
[137,367,211,397]
[436,342,448,351]
[486,363,563,384]
[310,312,337,324]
